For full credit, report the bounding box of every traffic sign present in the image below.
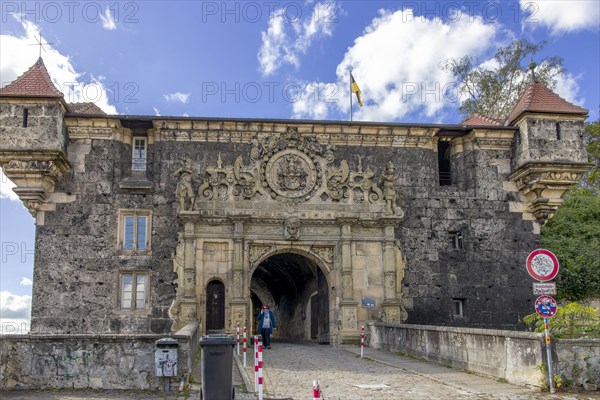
[526,249,559,281]
[533,282,557,295]
[535,295,558,318]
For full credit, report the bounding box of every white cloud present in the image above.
[0,168,18,202]
[0,18,117,114]
[0,291,31,320]
[19,277,33,286]
[258,2,338,76]
[100,7,117,31]
[555,72,585,107]
[521,0,600,35]
[164,92,191,103]
[292,8,500,122]
[153,107,161,116]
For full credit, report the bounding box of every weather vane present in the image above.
[29,34,53,58]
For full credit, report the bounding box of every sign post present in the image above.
[527,249,560,394]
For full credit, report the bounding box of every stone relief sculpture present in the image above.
[173,157,197,211]
[284,217,300,240]
[379,162,400,215]
[174,127,403,215]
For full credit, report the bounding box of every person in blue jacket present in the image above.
[257,304,276,349]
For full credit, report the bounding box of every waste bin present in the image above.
[199,334,236,400]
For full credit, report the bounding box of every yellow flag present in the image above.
[350,73,363,107]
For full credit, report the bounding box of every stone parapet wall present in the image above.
[368,322,545,387]
[0,322,199,391]
[555,339,600,389]
[368,323,600,390]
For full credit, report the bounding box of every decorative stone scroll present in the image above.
[175,127,403,215]
[509,161,592,223]
[249,244,273,264]
[0,153,71,216]
[311,246,334,265]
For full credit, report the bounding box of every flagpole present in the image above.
[350,70,353,122]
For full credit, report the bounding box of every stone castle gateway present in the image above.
[0,59,592,388]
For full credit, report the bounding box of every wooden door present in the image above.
[206,281,225,333]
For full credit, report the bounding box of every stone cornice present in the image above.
[509,161,593,223]
[0,150,71,217]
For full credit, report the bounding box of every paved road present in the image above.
[2,341,599,399]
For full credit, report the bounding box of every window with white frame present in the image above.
[120,272,148,310]
[132,137,147,171]
[118,210,151,253]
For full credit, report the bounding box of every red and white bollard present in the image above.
[360,324,365,358]
[313,380,321,399]
[243,326,247,367]
[254,336,259,390]
[258,342,264,400]
[236,323,240,356]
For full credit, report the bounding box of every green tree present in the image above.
[542,196,600,301]
[445,39,564,118]
[570,118,600,196]
[523,302,600,339]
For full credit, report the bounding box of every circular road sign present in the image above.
[535,295,558,318]
[526,249,559,281]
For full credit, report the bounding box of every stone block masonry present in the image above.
[0,323,199,390]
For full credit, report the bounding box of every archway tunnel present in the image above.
[250,253,329,343]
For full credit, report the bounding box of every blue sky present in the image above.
[1,0,599,332]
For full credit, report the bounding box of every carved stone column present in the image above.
[381,225,405,324]
[230,219,248,330]
[176,220,197,329]
[339,221,358,343]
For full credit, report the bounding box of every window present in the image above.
[449,231,463,250]
[120,272,148,310]
[132,137,147,171]
[22,108,29,127]
[555,122,562,140]
[118,210,152,253]
[452,299,464,317]
[438,139,452,185]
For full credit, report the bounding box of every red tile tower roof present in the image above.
[506,82,587,125]
[461,114,504,127]
[68,102,106,115]
[0,57,64,99]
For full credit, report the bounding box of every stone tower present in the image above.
[0,57,71,219]
[507,81,592,223]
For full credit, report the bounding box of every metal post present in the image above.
[544,317,555,393]
[236,323,240,356]
[243,326,247,367]
[360,324,365,358]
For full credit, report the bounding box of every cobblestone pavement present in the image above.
[241,341,600,400]
[2,341,599,400]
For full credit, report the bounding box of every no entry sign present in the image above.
[526,249,559,281]
[535,295,558,318]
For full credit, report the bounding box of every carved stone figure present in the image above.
[284,217,300,240]
[379,162,399,215]
[174,158,196,211]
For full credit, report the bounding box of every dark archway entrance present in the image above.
[206,280,225,332]
[251,253,329,343]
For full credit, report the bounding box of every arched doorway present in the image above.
[206,280,225,333]
[250,253,329,343]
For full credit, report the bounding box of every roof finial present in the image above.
[528,59,537,83]
[29,34,53,59]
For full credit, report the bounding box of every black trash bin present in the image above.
[199,335,236,400]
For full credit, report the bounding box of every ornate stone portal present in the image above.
[170,127,407,342]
